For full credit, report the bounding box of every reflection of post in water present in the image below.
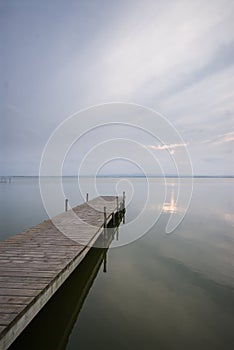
[101,206,126,271]
[10,208,126,350]
[103,250,107,273]
[123,210,125,224]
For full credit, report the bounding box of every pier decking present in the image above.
[0,196,124,349]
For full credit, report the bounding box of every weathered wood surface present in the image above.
[0,196,122,350]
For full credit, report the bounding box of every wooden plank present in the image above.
[0,289,40,297]
[0,195,124,349]
[0,313,18,326]
[0,270,56,278]
[0,257,75,263]
[0,305,25,314]
[0,282,47,290]
[0,276,52,283]
[0,248,80,255]
[0,264,67,271]
[0,263,71,270]
[0,295,33,305]
[0,266,62,273]
[0,259,68,266]
[0,254,76,259]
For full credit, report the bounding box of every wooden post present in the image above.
[123,211,125,224]
[123,191,125,209]
[103,251,107,273]
[112,212,115,226]
[116,226,119,241]
[116,196,119,221]
[65,198,68,212]
[86,193,89,202]
[104,206,107,239]
[104,206,107,227]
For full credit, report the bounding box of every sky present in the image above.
[0,0,234,176]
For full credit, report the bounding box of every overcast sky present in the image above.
[1,0,234,176]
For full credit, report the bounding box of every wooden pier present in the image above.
[0,195,124,349]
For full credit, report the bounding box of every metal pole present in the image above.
[65,198,68,212]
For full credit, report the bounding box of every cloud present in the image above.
[1,0,234,175]
[146,143,187,151]
[201,132,234,146]
[160,64,234,120]
[214,132,234,145]
[95,0,234,100]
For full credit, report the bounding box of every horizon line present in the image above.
[1,175,233,178]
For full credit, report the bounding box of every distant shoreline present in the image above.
[1,175,234,179]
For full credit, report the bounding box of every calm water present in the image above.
[1,177,234,350]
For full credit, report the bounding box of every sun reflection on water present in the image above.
[162,188,184,214]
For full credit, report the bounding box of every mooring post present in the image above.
[65,198,68,212]
[104,206,107,226]
[123,191,125,209]
[116,196,119,220]
[104,206,107,239]
[112,212,115,226]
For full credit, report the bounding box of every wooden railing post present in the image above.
[112,212,115,226]
[104,206,107,226]
[65,198,68,212]
[104,206,107,239]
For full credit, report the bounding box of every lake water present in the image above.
[1,177,234,350]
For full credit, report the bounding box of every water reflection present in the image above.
[9,211,125,350]
[163,189,177,213]
[3,178,234,350]
[162,188,184,214]
[223,212,234,226]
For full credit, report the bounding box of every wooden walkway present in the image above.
[0,196,124,350]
